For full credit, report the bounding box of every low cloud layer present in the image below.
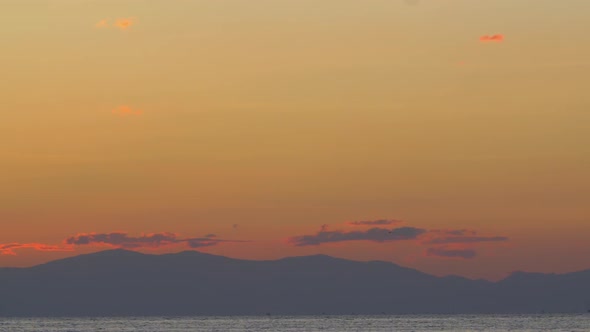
[1,231,244,255]
[424,230,508,259]
[289,221,508,260]
[0,243,72,256]
[289,227,427,246]
[480,34,504,42]
[347,219,401,226]
[65,232,242,249]
[431,229,476,236]
[427,235,509,245]
[426,247,477,259]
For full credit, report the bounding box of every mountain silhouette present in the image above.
[0,249,588,316]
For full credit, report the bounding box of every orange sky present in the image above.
[1,0,589,280]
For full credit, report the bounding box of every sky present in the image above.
[1,0,589,281]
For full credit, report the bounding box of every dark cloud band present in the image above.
[288,227,427,246]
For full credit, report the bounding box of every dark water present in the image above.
[1,315,589,331]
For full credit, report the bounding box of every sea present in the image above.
[0,315,589,331]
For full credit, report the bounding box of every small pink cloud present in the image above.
[112,106,143,116]
[480,34,504,42]
[114,18,136,30]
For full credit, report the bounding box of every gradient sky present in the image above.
[1,0,589,280]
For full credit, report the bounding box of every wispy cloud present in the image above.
[288,221,508,261]
[288,226,427,246]
[0,243,72,256]
[1,231,246,256]
[65,232,244,249]
[65,232,176,248]
[95,17,136,30]
[426,236,509,245]
[421,230,507,259]
[426,247,477,259]
[428,229,477,236]
[347,219,402,226]
[114,18,136,30]
[112,106,142,116]
[480,34,504,42]
[422,229,507,245]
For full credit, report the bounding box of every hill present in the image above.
[0,249,588,316]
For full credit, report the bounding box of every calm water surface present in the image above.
[1,315,589,331]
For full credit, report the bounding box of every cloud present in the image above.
[288,221,509,262]
[426,235,509,245]
[64,232,243,250]
[96,19,109,28]
[65,232,176,248]
[96,18,136,30]
[187,239,220,248]
[421,229,508,245]
[112,106,142,116]
[2,231,248,256]
[480,34,504,42]
[426,229,477,237]
[426,247,477,259]
[420,229,508,260]
[288,227,427,246]
[442,229,476,236]
[347,219,402,226]
[0,243,72,256]
[114,18,135,30]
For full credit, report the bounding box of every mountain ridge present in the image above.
[0,249,588,316]
[30,248,589,281]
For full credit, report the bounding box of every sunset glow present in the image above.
[480,34,505,42]
[1,0,589,281]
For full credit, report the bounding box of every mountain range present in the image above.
[0,249,588,316]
